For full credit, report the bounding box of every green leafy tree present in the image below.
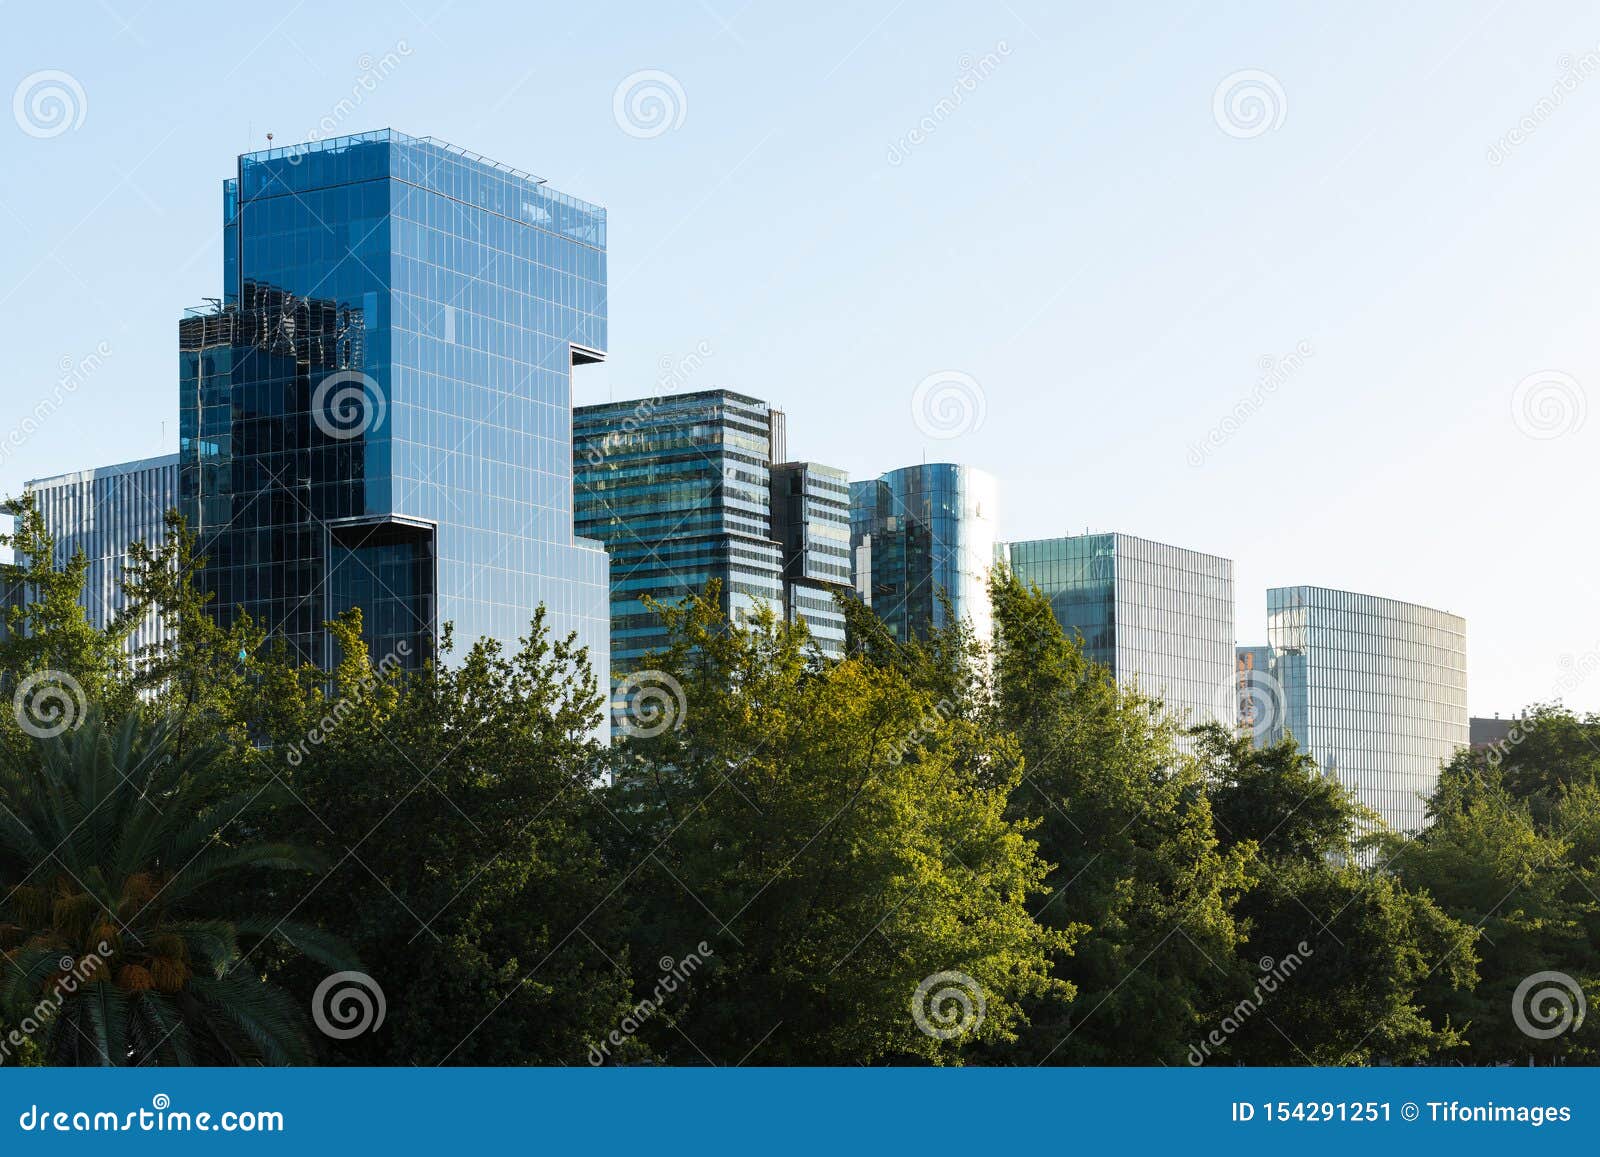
[985,567,1251,1064]
[266,611,638,1065]
[0,710,349,1064]
[1194,723,1475,1064]
[602,586,1072,1065]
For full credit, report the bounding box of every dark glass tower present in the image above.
[849,463,997,643]
[178,130,610,689]
[572,389,784,677]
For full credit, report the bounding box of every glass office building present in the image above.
[574,390,783,678]
[1004,533,1235,731]
[849,464,997,644]
[179,130,610,694]
[1251,586,1469,834]
[23,454,179,658]
[770,461,852,657]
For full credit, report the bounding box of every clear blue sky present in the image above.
[4,1,1597,717]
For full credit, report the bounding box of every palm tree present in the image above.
[0,708,353,1064]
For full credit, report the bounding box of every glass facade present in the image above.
[574,390,785,684]
[1005,533,1235,732]
[23,454,179,658]
[770,461,851,657]
[178,130,609,695]
[849,463,997,643]
[1255,586,1469,834]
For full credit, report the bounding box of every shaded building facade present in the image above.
[574,389,848,691]
[178,130,610,691]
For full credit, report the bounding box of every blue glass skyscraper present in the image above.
[179,131,610,691]
[849,463,997,643]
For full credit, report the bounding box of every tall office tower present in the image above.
[574,389,783,677]
[22,454,179,657]
[1254,586,1469,834]
[1003,533,1235,731]
[849,464,997,644]
[178,130,610,697]
[770,461,851,657]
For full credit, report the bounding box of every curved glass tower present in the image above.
[849,463,997,643]
[1253,585,1469,834]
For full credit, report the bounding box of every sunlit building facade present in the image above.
[770,461,851,657]
[1253,586,1469,834]
[178,130,610,694]
[1005,532,1235,731]
[849,463,997,643]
